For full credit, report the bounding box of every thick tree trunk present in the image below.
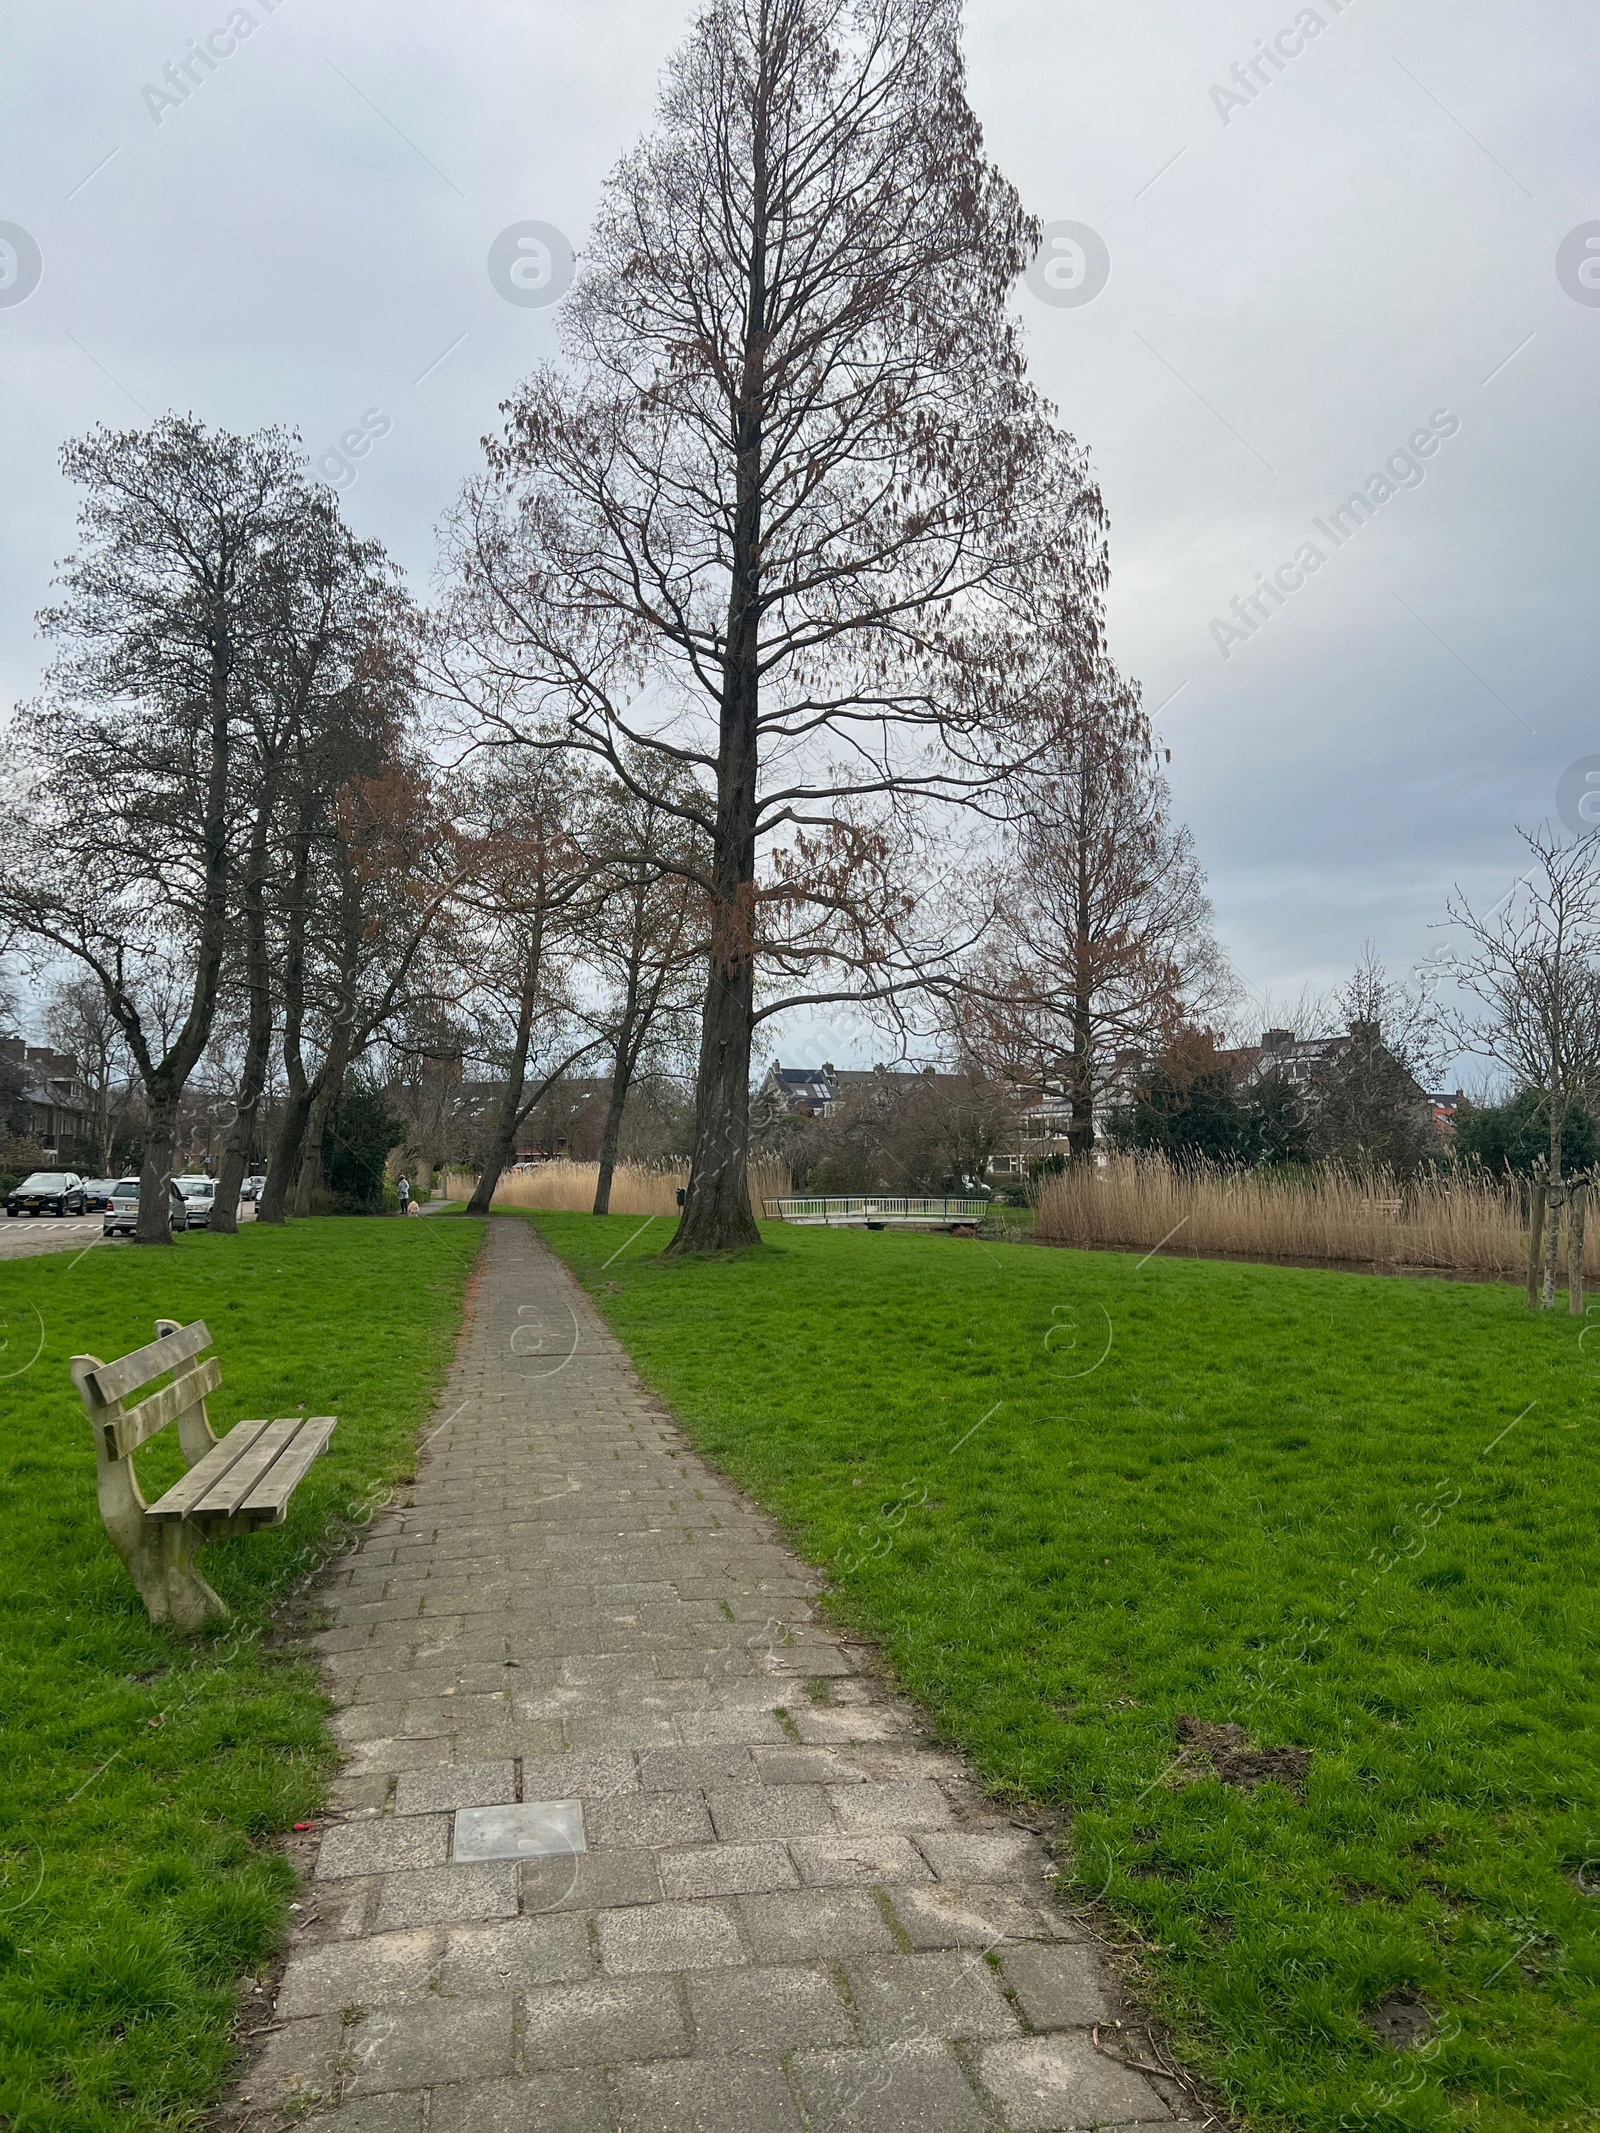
[211,830,274,1235]
[259,1083,311,1224]
[1543,1109,1565,1309]
[670,70,767,1256]
[1526,1175,1546,1310]
[594,990,642,1217]
[255,804,313,1226]
[673,947,759,1251]
[136,1088,180,1245]
[1568,1176,1588,1317]
[295,1083,335,1217]
[468,951,539,1217]
[593,1073,630,1217]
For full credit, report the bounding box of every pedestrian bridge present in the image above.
[762,1195,992,1228]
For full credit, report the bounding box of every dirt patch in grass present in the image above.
[1175,1715,1313,1794]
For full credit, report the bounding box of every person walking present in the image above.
[397,1175,411,1216]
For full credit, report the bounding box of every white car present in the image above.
[175,1176,218,1229]
[103,1179,191,1237]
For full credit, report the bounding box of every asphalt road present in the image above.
[0,1206,255,1263]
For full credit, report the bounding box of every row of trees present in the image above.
[7,0,1581,1267]
[2,0,1224,1252]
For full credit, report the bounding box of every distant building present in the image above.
[0,1041,90,1154]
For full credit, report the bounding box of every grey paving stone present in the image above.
[316,1815,451,1880]
[847,1949,1021,2043]
[589,1789,716,1848]
[794,2040,991,2132]
[790,1705,913,1745]
[973,2035,1171,2128]
[675,1707,792,1746]
[235,2014,344,2108]
[687,1962,857,2054]
[827,1780,955,1834]
[789,1833,935,1887]
[429,2070,613,2133]
[915,1829,1054,1883]
[636,1744,759,1790]
[345,1992,515,2093]
[275,1929,441,2017]
[707,1784,836,1842]
[518,1747,640,1799]
[341,1734,455,1776]
[613,2055,808,2131]
[752,1745,867,1785]
[437,1914,593,1993]
[521,1975,689,2067]
[886,1881,1074,1951]
[660,1842,800,1900]
[597,1898,746,1974]
[738,1887,900,1960]
[285,2094,425,2133]
[522,1846,661,1913]
[372,1863,519,1930]
[1000,1941,1114,2027]
[392,1761,516,1815]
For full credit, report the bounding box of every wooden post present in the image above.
[1527,1174,1547,1310]
[1569,1176,1589,1317]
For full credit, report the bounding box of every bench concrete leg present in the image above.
[72,1356,229,1630]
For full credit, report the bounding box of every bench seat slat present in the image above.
[90,1320,211,1405]
[238,1417,336,1517]
[110,1357,223,1458]
[186,1418,303,1518]
[145,1417,276,1520]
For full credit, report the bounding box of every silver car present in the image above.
[103,1178,190,1237]
[175,1176,217,1229]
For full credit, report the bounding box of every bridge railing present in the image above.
[762,1195,992,1227]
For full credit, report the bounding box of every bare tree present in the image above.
[45,974,127,1173]
[211,503,413,1231]
[438,0,1104,1251]
[256,750,454,1222]
[958,668,1231,1158]
[1,418,307,1241]
[1444,825,1600,1308]
[584,770,705,1214]
[450,750,609,1216]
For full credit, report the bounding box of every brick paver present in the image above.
[237,1217,1200,2129]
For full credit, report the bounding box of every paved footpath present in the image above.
[238,1218,1205,2132]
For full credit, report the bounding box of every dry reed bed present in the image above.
[1034,1156,1557,1279]
[443,1156,791,1220]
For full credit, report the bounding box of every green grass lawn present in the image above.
[531,1212,1599,2133]
[0,1215,481,2133]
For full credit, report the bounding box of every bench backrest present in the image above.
[74,1318,221,1466]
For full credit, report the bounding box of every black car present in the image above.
[80,1177,120,1211]
[6,1171,87,1216]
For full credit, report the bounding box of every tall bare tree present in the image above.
[2,419,306,1241]
[439,0,1104,1251]
[450,751,609,1216]
[211,504,413,1231]
[584,771,705,1215]
[959,667,1231,1159]
[1444,825,1600,1307]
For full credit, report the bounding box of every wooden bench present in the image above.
[70,1318,335,1631]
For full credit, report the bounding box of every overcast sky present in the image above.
[3,0,1595,1064]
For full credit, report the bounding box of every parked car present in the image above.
[175,1176,217,1229]
[6,1171,86,1217]
[80,1177,120,1211]
[240,1175,267,1202]
[102,1179,190,1237]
